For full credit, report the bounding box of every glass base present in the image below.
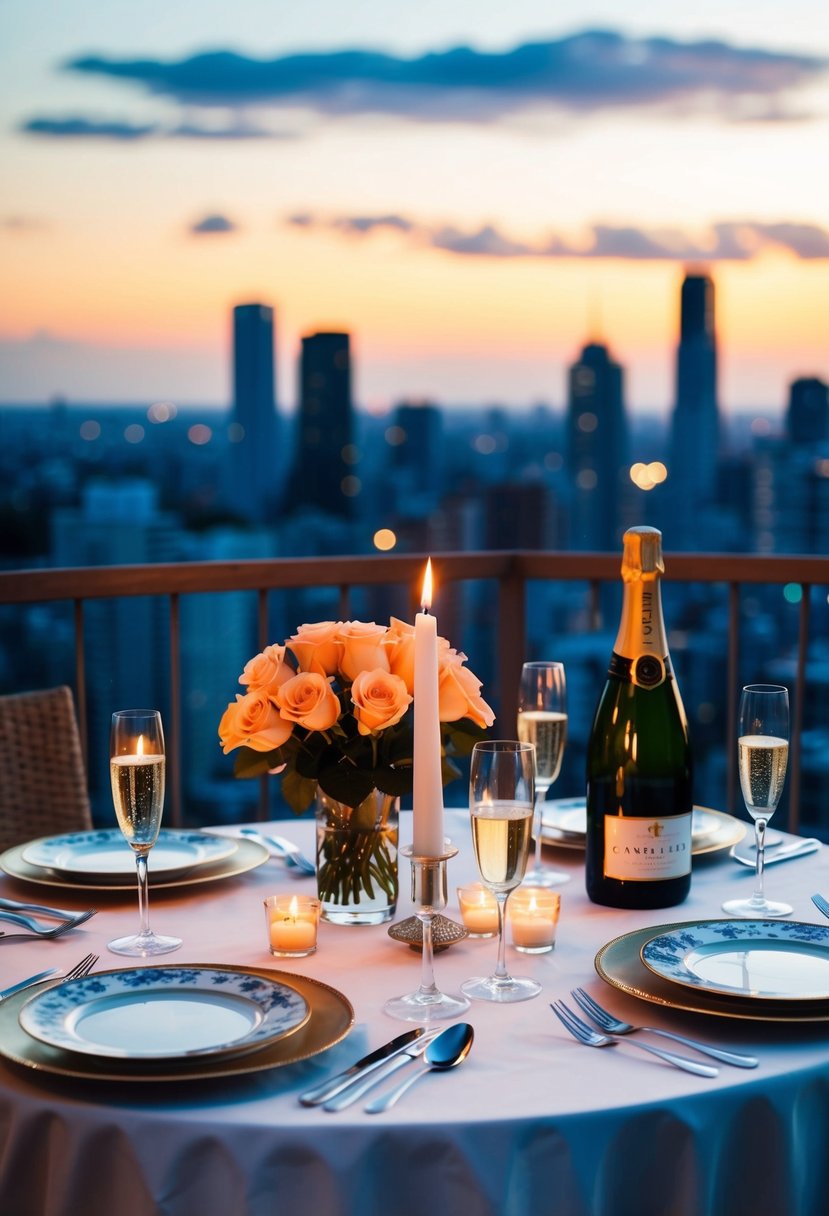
[523,865,571,888]
[461,973,542,1003]
[721,896,792,919]
[384,988,470,1022]
[108,930,182,957]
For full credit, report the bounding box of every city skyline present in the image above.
[1,2,828,411]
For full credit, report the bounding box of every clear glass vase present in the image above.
[314,788,399,925]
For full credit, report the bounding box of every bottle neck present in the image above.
[612,573,670,687]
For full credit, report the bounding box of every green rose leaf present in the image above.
[318,764,377,808]
[233,746,282,780]
[281,768,318,814]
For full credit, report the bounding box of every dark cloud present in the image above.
[290,212,829,261]
[189,214,238,235]
[61,30,827,123]
[21,116,157,140]
[332,214,414,235]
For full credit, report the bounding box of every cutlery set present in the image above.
[0,897,97,940]
[0,952,98,1003]
[300,1023,472,1112]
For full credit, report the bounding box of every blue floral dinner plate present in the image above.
[21,828,238,882]
[18,966,310,1060]
[640,920,829,1001]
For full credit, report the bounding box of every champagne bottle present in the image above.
[585,526,693,908]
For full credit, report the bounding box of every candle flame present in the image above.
[289,896,299,918]
[420,557,434,611]
[137,734,145,757]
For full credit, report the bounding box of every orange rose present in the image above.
[384,617,416,692]
[239,644,294,693]
[219,689,293,754]
[288,621,343,676]
[338,621,390,681]
[275,672,340,731]
[438,654,495,728]
[351,668,413,736]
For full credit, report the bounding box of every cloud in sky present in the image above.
[287,212,829,261]
[189,213,238,235]
[30,29,825,135]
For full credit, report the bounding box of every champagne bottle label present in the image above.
[604,813,692,881]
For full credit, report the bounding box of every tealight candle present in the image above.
[508,887,560,953]
[457,883,499,938]
[264,895,320,957]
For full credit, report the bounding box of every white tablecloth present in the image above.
[1,810,828,1216]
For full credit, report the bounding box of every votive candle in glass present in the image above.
[508,887,560,953]
[457,882,499,938]
[265,894,320,957]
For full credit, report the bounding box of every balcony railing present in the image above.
[2,550,827,833]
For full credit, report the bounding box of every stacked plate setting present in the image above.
[596,919,829,1022]
[0,828,271,891]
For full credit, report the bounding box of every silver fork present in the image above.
[811,893,829,920]
[61,952,98,982]
[571,987,758,1069]
[0,908,97,939]
[0,952,98,1002]
[550,1001,719,1077]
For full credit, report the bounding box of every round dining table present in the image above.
[0,808,827,1216]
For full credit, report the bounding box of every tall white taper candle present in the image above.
[412,558,445,857]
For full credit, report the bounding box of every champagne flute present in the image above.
[108,709,182,956]
[517,661,570,887]
[461,740,541,1003]
[722,684,791,919]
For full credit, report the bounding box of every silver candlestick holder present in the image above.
[384,843,470,1022]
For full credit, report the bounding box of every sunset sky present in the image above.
[1,0,828,414]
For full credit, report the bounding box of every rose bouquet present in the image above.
[219,618,494,918]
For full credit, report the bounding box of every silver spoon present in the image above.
[364,1022,474,1114]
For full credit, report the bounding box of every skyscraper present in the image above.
[231,303,278,524]
[287,332,355,520]
[787,377,828,445]
[565,341,629,550]
[669,273,720,547]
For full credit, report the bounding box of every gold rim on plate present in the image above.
[0,834,270,893]
[595,920,829,1022]
[0,963,354,1082]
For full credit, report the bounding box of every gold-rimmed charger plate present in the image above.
[0,835,270,893]
[0,963,354,1082]
[595,921,829,1022]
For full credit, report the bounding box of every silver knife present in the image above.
[731,838,820,867]
[0,968,58,1002]
[321,1034,439,1112]
[299,1027,434,1107]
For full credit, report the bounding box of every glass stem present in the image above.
[417,912,438,997]
[135,852,151,937]
[753,817,767,905]
[493,893,509,979]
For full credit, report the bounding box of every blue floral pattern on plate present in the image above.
[640,920,829,1001]
[18,966,309,1059]
[21,829,237,880]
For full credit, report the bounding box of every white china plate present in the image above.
[21,829,238,882]
[18,966,310,1060]
[539,801,738,854]
[640,920,829,1001]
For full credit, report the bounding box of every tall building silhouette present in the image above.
[565,340,629,550]
[288,332,355,519]
[787,377,828,445]
[390,400,443,517]
[669,272,720,547]
[231,303,278,523]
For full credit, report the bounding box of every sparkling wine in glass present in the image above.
[461,741,541,1003]
[517,661,570,887]
[108,709,182,956]
[722,684,791,919]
